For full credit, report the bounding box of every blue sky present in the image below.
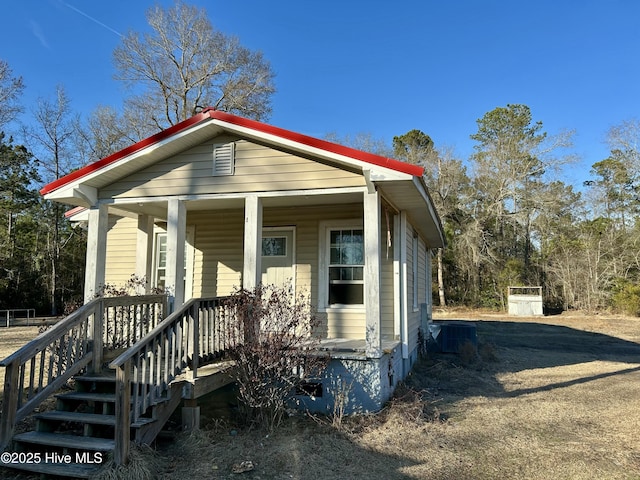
[2,0,640,188]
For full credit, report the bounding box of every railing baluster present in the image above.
[154,336,161,398]
[17,364,26,409]
[38,350,46,392]
[132,361,140,421]
[176,320,184,373]
[192,304,199,379]
[28,357,36,400]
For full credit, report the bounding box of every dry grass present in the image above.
[2,312,640,479]
[0,327,41,402]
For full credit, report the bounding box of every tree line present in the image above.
[392,107,640,315]
[1,2,639,316]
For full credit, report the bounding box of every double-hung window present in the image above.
[153,229,194,300]
[328,229,364,305]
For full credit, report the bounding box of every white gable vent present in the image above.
[213,142,235,176]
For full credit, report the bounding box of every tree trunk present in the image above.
[437,248,446,306]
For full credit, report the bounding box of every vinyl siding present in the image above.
[264,204,365,339]
[406,222,420,353]
[100,202,401,341]
[406,224,428,354]
[380,208,395,339]
[99,136,365,199]
[104,216,137,287]
[189,210,244,297]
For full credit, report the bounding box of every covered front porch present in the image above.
[81,185,415,360]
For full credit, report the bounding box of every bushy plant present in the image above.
[223,284,329,430]
[611,278,640,316]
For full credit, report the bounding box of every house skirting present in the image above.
[293,340,418,414]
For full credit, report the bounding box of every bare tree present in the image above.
[24,85,79,182]
[392,130,469,306]
[0,59,25,128]
[22,85,81,315]
[113,1,275,134]
[74,105,133,163]
[323,131,393,157]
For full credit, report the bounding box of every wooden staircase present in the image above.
[6,371,128,478]
[1,295,238,478]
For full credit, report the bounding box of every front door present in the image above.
[261,227,295,292]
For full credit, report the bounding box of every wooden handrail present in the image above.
[109,296,236,465]
[0,294,167,451]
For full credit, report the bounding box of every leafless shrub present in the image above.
[328,377,354,430]
[478,341,498,362]
[223,284,329,430]
[417,327,429,358]
[383,383,443,425]
[458,339,478,366]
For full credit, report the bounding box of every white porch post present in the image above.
[84,204,108,303]
[364,190,382,358]
[399,212,409,359]
[393,214,403,342]
[136,214,154,293]
[166,199,186,311]
[243,195,263,290]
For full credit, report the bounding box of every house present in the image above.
[41,108,444,413]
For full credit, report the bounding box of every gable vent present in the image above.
[213,142,235,176]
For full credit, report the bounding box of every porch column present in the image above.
[364,190,382,358]
[166,199,186,312]
[243,195,263,290]
[84,204,108,303]
[136,214,154,293]
[399,212,410,359]
[393,214,403,342]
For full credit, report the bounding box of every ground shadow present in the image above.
[414,318,640,401]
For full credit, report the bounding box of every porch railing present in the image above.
[0,294,167,450]
[109,296,236,465]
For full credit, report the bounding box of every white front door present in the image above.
[261,227,295,292]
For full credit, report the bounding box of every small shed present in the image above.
[508,286,543,316]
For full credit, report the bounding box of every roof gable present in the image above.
[41,108,424,199]
[99,136,366,199]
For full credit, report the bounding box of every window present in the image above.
[328,229,364,305]
[155,233,168,289]
[262,236,287,257]
[153,231,193,298]
[213,142,235,176]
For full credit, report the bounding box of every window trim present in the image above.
[152,226,195,300]
[319,219,365,311]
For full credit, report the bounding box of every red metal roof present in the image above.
[41,108,424,196]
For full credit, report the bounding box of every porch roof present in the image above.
[43,108,444,248]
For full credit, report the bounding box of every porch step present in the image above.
[56,392,116,403]
[13,431,115,451]
[36,410,157,429]
[36,410,117,426]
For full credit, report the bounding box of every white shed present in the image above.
[508,286,543,316]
